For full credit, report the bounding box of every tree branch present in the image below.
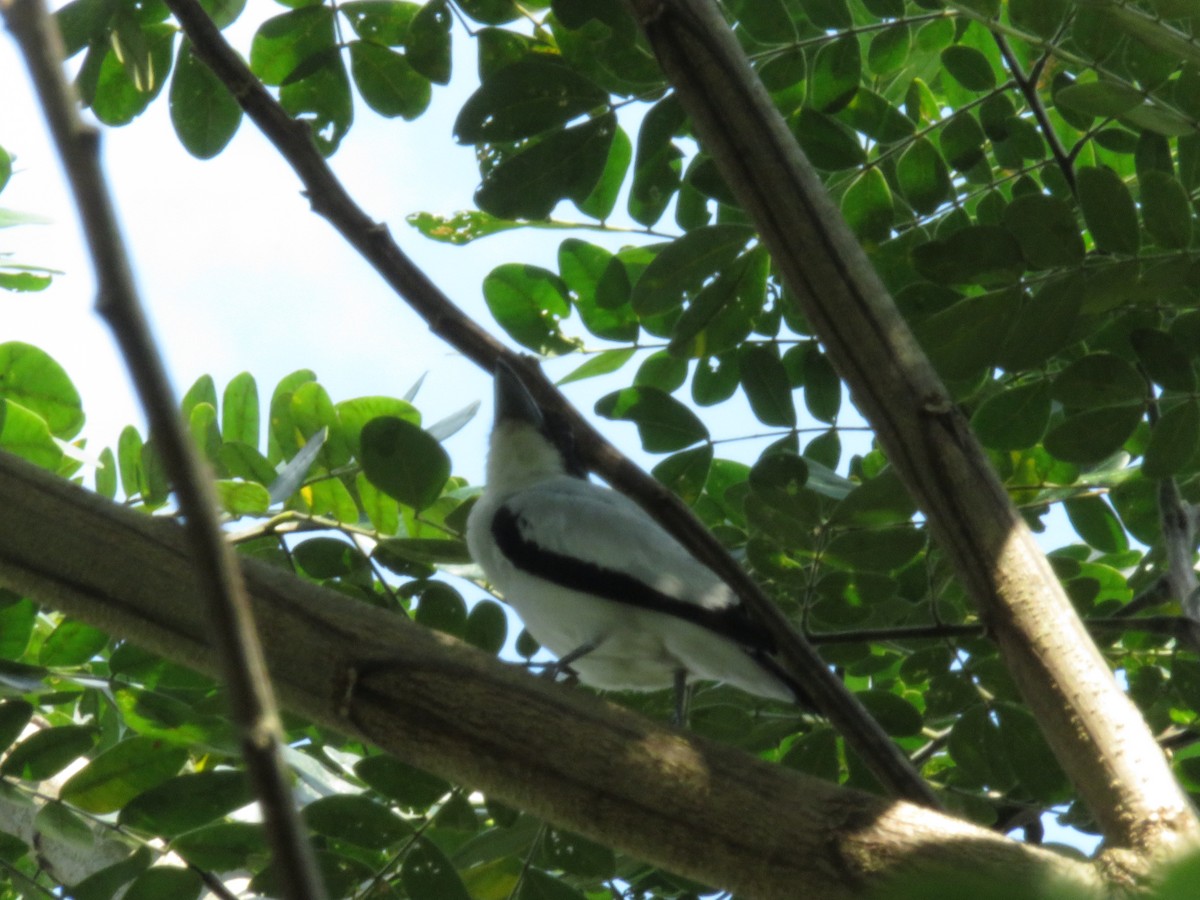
[0,2,325,897]
[159,0,936,807]
[624,0,1200,865]
[0,449,1104,899]
[992,32,1076,193]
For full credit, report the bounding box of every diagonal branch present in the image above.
[624,0,1199,866]
[992,32,1076,193]
[0,2,325,897]
[0,449,1104,899]
[160,0,937,807]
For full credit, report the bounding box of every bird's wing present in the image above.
[492,478,774,652]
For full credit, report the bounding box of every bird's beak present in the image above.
[494,360,544,428]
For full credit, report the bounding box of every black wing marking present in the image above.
[492,504,775,652]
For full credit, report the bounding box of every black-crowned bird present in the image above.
[466,362,810,721]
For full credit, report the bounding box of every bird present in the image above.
[466,360,810,722]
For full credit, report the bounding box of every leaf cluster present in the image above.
[8,0,1200,896]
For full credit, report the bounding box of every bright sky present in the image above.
[2,4,564,484]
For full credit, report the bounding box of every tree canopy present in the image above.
[3,0,1200,897]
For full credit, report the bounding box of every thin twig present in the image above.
[0,2,325,898]
[992,32,1076,193]
[159,0,939,809]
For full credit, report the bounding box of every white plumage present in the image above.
[466,364,800,707]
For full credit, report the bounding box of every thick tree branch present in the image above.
[160,0,936,807]
[0,450,1104,899]
[624,0,1200,865]
[0,2,325,897]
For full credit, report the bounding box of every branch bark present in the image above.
[1,1,325,896]
[0,449,1104,899]
[160,0,935,807]
[624,0,1200,865]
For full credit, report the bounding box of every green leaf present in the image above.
[120,770,253,837]
[652,445,713,505]
[114,687,234,750]
[631,225,754,316]
[830,468,916,527]
[413,582,468,636]
[482,263,578,355]
[1,725,96,779]
[171,822,267,871]
[558,239,636,342]
[90,22,175,125]
[1044,404,1143,463]
[222,371,259,448]
[304,795,411,849]
[739,344,795,427]
[940,45,996,91]
[1141,171,1193,250]
[558,349,636,385]
[455,57,607,143]
[70,847,153,900]
[629,96,685,226]
[0,342,84,438]
[810,35,860,113]
[0,700,33,756]
[1009,0,1067,37]
[214,480,272,515]
[1051,353,1145,408]
[1055,81,1143,118]
[1077,166,1140,255]
[118,425,144,497]
[575,123,631,221]
[0,400,63,470]
[170,39,241,159]
[402,837,471,900]
[278,51,353,156]
[912,226,1025,286]
[465,600,508,654]
[336,395,419,456]
[896,137,950,215]
[406,0,451,84]
[914,290,1017,378]
[970,381,1051,451]
[996,275,1085,372]
[457,0,519,25]
[0,594,36,660]
[855,690,922,737]
[250,6,335,86]
[803,347,841,424]
[791,108,865,171]
[839,90,913,145]
[123,867,204,900]
[349,40,431,120]
[540,828,615,878]
[995,702,1069,803]
[939,112,986,172]
[868,24,911,77]
[841,168,893,243]
[826,527,924,571]
[39,619,107,666]
[595,386,708,452]
[341,1,418,43]
[1144,400,1200,478]
[1064,496,1127,554]
[1131,329,1196,393]
[1002,194,1084,269]
[475,115,617,219]
[360,417,450,510]
[61,737,188,814]
[355,756,449,808]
